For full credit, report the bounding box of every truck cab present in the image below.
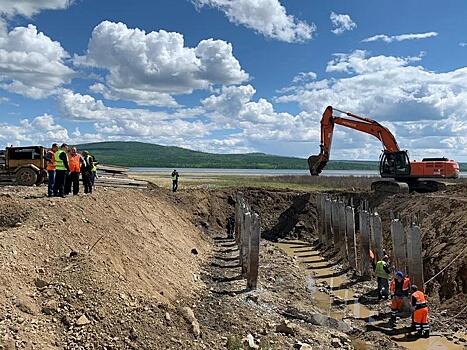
[1,146,48,186]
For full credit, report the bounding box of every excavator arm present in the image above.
[308,106,400,175]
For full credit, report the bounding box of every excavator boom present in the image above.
[308,106,459,192]
[309,106,400,175]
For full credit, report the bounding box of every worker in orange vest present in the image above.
[45,143,58,197]
[389,271,410,326]
[66,147,85,196]
[410,285,429,338]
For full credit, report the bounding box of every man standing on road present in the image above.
[374,255,391,300]
[45,143,58,197]
[53,143,70,197]
[171,169,179,192]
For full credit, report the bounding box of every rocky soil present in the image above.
[0,183,466,349]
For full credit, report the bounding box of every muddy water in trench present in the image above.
[276,240,464,350]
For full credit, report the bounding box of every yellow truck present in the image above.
[0,146,48,186]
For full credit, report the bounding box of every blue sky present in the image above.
[0,0,466,161]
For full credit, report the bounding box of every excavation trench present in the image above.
[276,240,464,350]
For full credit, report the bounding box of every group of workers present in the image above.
[373,253,430,338]
[45,143,97,198]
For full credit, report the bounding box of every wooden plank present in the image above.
[97,164,129,174]
[391,219,408,275]
[247,213,260,290]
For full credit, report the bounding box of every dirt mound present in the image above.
[0,194,30,230]
[159,187,318,241]
[0,187,209,349]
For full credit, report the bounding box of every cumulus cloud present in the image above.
[330,12,356,35]
[0,114,69,146]
[0,0,73,17]
[76,21,248,107]
[275,50,467,159]
[192,0,315,43]
[56,89,213,145]
[58,89,202,122]
[0,24,74,98]
[89,83,179,108]
[362,32,438,43]
[325,50,422,74]
[202,85,320,142]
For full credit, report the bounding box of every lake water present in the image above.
[130,167,467,178]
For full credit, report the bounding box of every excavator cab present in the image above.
[379,151,411,178]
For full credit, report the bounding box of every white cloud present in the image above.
[0,0,73,17]
[0,114,69,146]
[325,50,422,74]
[57,89,213,144]
[275,50,467,159]
[362,32,438,43]
[76,21,248,107]
[0,24,74,98]
[292,71,317,83]
[192,0,315,43]
[89,83,179,108]
[58,89,202,122]
[330,12,356,35]
[459,42,467,47]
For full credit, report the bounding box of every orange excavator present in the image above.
[308,106,460,193]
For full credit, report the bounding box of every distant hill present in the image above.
[77,141,466,171]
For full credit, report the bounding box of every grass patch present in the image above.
[131,173,378,191]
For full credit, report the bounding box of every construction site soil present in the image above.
[0,184,466,349]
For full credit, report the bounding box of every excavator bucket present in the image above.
[308,154,327,176]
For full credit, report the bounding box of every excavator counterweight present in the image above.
[309,106,459,193]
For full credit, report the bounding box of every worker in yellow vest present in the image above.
[45,143,58,197]
[53,143,70,197]
[374,255,391,300]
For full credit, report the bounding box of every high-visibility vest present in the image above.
[85,156,95,172]
[54,150,67,171]
[172,173,177,180]
[412,291,427,308]
[46,151,56,171]
[69,154,81,173]
[375,260,390,279]
[390,277,410,295]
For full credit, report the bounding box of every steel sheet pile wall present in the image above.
[315,193,424,288]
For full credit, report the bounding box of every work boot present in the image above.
[423,331,430,338]
[389,315,396,328]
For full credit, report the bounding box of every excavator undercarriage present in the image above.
[308,106,460,194]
